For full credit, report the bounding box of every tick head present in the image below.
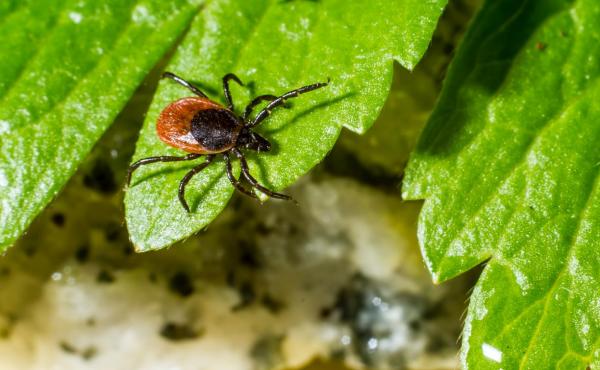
[238,128,271,152]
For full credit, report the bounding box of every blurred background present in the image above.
[0,1,481,369]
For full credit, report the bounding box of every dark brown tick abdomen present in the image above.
[191,109,241,152]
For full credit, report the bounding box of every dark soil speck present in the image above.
[97,270,115,284]
[51,213,66,227]
[160,322,201,341]
[169,272,194,297]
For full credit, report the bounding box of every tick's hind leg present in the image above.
[247,79,329,128]
[178,155,216,212]
[126,153,202,187]
[162,72,209,98]
[232,149,295,202]
[224,152,259,200]
[242,95,278,121]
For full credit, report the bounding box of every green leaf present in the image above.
[125,0,448,251]
[403,0,600,368]
[0,0,202,251]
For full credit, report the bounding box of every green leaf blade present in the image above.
[126,0,447,251]
[403,0,600,367]
[0,0,203,250]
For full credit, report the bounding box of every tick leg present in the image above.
[232,149,295,202]
[224,152,259,200]
[126,153,202,187]
[178,155,216,213]
[222,73,244,111]
[247,79,330,128]
[162,72,208,98]
[242,95,278,121]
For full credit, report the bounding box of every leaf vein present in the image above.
[441,75,600,266]
[0,5,65,101]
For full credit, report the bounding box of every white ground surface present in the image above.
[0,178,465,370]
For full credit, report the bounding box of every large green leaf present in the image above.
[126,0,447,251]
[0,0,202,250]
[403,0,600,368]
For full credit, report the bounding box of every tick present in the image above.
[126,71,329,212]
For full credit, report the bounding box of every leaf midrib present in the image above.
[477,156,599,367]
[518,169,599,367]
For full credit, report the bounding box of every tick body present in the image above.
[157,97,241,154]
[127,71,329,212]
